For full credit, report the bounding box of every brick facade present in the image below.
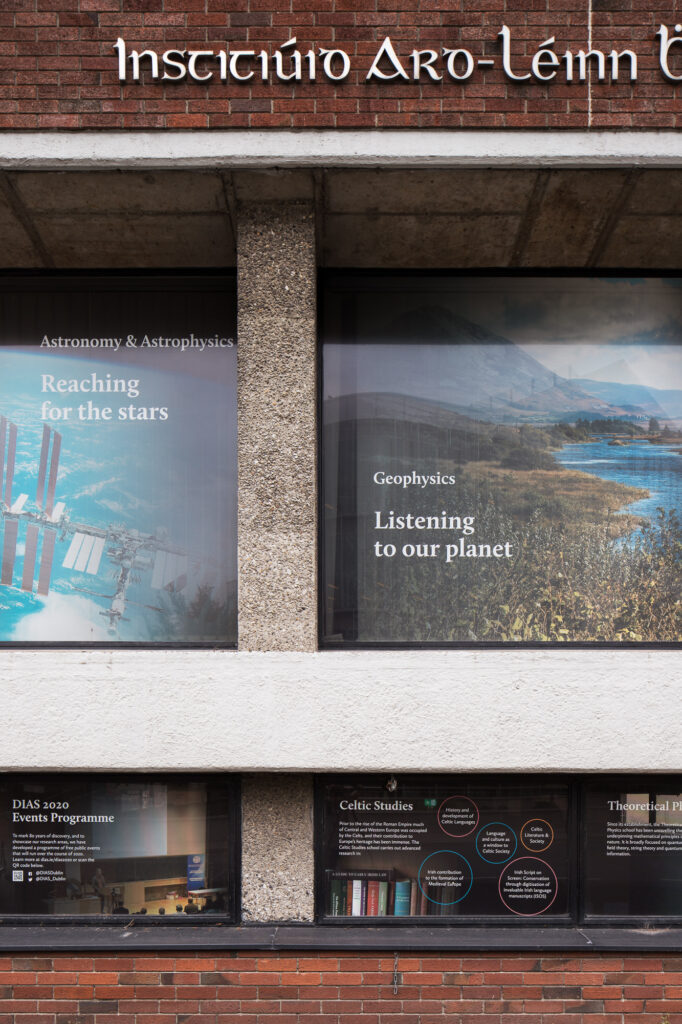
[1,0,680,130]
[0,952,679,1024]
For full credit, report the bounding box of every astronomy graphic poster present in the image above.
[322,275,682,645]
[0,277,237,644]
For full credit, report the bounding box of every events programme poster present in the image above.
[0,774,232,916]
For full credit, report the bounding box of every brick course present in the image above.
[0,0,680,128]
[0,953,680,1024]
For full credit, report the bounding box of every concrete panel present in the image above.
[326,169,536,215]
[234,170,315,203]
[597,216,682,268]
[241,774,314,922]
[36,213,235,268]
[625,171,682,217]
[520,170,629,266]
[324,214,520,267]
[237,202,317,651]
[11,170,228,215]
[0,187,41,267]
[1,649,680,772]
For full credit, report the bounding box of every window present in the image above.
[584,779,682,921]
[0,275,237,646]
[0,773,239,920]
[321,273,682,646]
[317,775,682,927]
[317,776,574,922]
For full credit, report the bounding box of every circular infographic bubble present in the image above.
[498,857,558,917]
[437,795,479,838]
[418,850,473,906]
[520,818,554,852]
[475,822,517,864]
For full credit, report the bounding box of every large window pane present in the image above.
[584,780,682,919]
[0,774,237,918]
[322,274,682,644]
[0,276,237,645]
[318,776,572,921]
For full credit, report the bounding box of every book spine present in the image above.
[351,879,362,916]
[367,880,380,916]
[419,881,428,916]
[378,881,388,916]
[330,878,342,916]
[346,880,353,916]
[394,879,411,917]
[360,879,368,915]
[409,879,417,916]
[388,880,396,916]
[339,880,348,916]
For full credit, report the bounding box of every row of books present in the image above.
[326,869,456,917]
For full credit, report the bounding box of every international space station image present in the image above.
[0,413,199,637]
[0,396,237,644]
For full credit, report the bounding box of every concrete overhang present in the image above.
[0,131,680,269]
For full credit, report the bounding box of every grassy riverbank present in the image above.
[359,424,682,643]
[460,461,647,539]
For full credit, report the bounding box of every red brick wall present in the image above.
[0,952,680,1024]
[1,0,680,129]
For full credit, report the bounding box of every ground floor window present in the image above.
[317,775,682,926]
[0,773,239,920]
[318,776,572,920]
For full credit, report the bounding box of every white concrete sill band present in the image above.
[1,130,681,169]
[2,648,679,772]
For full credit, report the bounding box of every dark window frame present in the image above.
[0,771,241,927]
[0,270,238,650]
[318,268,682,651]
[314,773,579,927]
[580,773,682,927]
[315,773,682,929]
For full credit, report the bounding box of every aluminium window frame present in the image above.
[314,772,580,928]
[315,772,682,931]
[0,269,238,651]
[0,771,241,928]
[318,268,682,651]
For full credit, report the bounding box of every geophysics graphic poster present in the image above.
[0,278,237,644]
[322,275,682,644]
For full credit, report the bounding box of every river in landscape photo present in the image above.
[554,436,682,537]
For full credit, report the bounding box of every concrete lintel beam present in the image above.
[1,130,682,170]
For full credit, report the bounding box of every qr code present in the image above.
[12,870,24,882]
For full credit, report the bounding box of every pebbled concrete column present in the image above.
[237,186,317,651]
[241,774,315,922]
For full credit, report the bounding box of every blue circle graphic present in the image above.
[475,821,517,864]
[417,850,473,906]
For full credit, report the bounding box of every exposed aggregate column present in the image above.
[237,199,317,651]
[241,774,315,921]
